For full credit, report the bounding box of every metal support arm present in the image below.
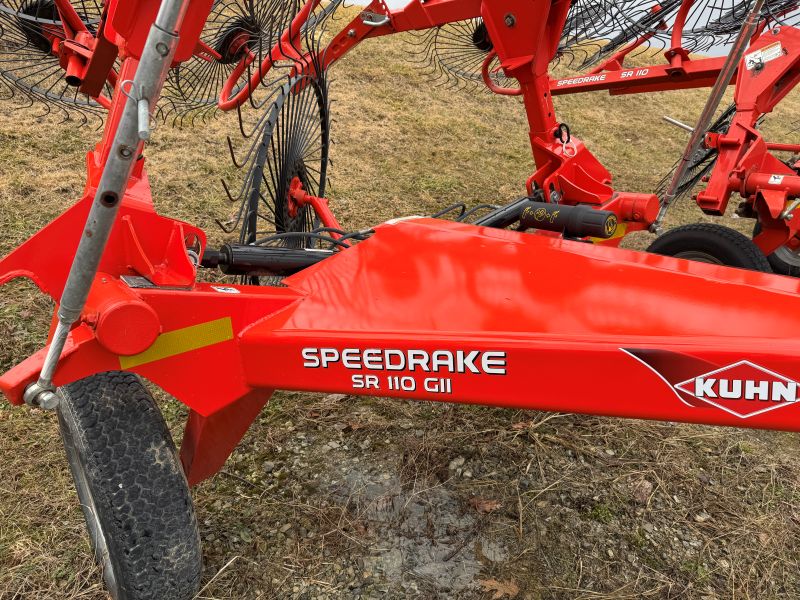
[654,0,766,229]
[24,0,191,409]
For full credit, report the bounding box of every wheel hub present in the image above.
[471,21,493,52]
[673,250,724,265]
[17,0,59,53]
[280,160,311,234]
[214,18,258,64]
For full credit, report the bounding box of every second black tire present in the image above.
[647,223,772,272]
[752,222,800,277]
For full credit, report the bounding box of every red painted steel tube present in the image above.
[767,142,800,153]
[218,0,322,110]
[551,57,728,95]
[668,0,694,67]
[53,0,89,34]
[587,29,659,75]
[744,172,800,196]
[288,177,344,237]
[481,51,521,96]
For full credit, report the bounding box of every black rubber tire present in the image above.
[58,372,202,600]
[647,223,772,272]
[753,222,800,277]
[765,250,800,277]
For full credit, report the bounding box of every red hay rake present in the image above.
[1,0,800,596]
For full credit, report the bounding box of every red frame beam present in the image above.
[551,56,729,96]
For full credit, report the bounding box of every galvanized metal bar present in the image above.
[653,0,766,230]
[24,0,191,409]
[662,115,695,133]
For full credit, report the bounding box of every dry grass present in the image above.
[2,13,800,600]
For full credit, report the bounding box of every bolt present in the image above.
[504,13,516,27]
[23,383,60,410]
[119,145,133,159]
[550,191,561,203]
[156,41,170,56]
[37,390,60,410]
[348,28,356,37]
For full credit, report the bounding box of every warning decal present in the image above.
[745,42,784,70]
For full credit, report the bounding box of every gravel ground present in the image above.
[179,390,800,599]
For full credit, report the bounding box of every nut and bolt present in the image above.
[36,390,60,410]
[23,383,60,410]
[504,13,516,27]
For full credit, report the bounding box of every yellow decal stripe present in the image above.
[119,317,234,370]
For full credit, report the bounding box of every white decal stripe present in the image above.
[619,348,695,408]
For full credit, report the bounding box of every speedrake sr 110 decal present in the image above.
[302,347,507,394]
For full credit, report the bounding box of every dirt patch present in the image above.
[321,447,504,596]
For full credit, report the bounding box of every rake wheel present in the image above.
[0,0,109,123]
[160,0,301,124]
[560,0,800,68]
[159,0,342,125]
[405,17,514,90]
[222,72,330,257]
[407,0,800,83]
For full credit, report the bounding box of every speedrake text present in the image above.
[302,348,508,395]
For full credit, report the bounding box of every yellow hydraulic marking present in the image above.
[119,317,234,370]
[589,222,627,244]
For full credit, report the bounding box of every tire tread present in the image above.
[648,223,772,272]
[59,372,202,600]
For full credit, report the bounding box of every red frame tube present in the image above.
[288,177,344,240]
[217,0,322,110]
[551,55,729,95]
[667,0,694,68]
